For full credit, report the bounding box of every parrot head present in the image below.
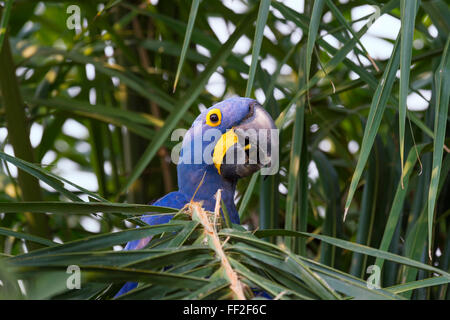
[177,97,277,223]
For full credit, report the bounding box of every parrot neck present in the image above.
[177,164,239,223]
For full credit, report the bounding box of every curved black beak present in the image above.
[213,103,278,179]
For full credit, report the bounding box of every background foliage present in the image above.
[0,0,449,299]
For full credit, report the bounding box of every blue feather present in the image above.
[115,97,259,298]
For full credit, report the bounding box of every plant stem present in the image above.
[0,34,51,247]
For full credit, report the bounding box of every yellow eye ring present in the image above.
[205,108,222,127]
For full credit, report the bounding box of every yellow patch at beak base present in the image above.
[213,129,238,175]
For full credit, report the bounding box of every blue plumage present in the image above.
[115,97,275,297]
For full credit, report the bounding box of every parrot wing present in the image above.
[115,191,188,297]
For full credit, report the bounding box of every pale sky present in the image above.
[1,1,437,234]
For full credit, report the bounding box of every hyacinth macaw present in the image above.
[116,97,276,297]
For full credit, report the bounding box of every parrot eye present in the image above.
[210,114,219,122]
[206,108,222,127]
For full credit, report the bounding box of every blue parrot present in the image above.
[116,97,276,297]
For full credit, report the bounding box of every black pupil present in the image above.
[210,113,219,122]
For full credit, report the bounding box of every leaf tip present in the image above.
[172,79,179,93]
